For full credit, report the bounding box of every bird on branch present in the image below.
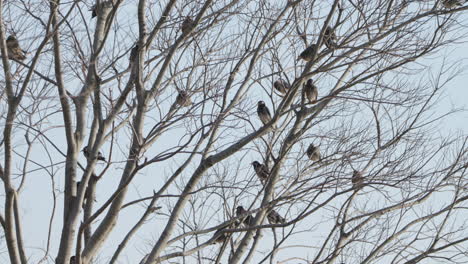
[6,35,26,61]
[304,79,318,104]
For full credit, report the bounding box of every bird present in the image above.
[236,206,254,227]
[90,4,97,18]
[352,170,364,190]
[303,79,318,103]
[267,209,286,225]
[181,16,196,35]
[323,26,337,49]
[252,161,269,182]
[306,144,321,161]
[273,79,290,95]
[257,101,272,126]
[82,146,106,161]
[298,44,317,62]
[211,223,236,244]
[6,35,26,61]
[176,90,192,107]
[442,0,465,8]
[69,256,76,264]
[130,44,138,61]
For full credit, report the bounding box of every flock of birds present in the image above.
[2,1,464,261]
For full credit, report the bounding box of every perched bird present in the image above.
[211,223,236,244]
[306,144,321,161]
[252,161,269,182]
[257,101,272,126]
[236,206,254,227]
[273,79,290,95]
[82,146,106,161]
[352,170,364,190]
[267,209,286,225]
[303,79,318,103]
[6,35,26,61]
[129,44,139,63]
[442,0,465,8]
[298,44,317,62]
[70,256,76,264]
[176,90,192,107]
[181,17,196,35]
[91,4,97,18]
[323,26,337,49]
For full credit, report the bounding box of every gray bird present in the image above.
[352,170,364,190]
[306,144,321,161]
[176,90,192,107]
[323,26,337,49]
[82,146,106,161]
[236,206,254,227]
[181,17,196,35]
[298,44,317,62]
[257,101,272,126]
[273,79,290,95]
[267,209,286,225]
[252,161,269,182]
[6,36,26,61]
[304,79,318,103]
[442,0,465,8]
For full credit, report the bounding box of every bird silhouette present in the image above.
[90,4,97,18]
[82,146,106,161]
[323,26,337,49]
[298,44,317,62]
[211,222,237,244]
[267,209,286,224]
[236,206,254,227]
[352,170,364,190]
[273,79,290,95]
[6,35,26,61]
[181,17,196,35]
[129,44,139,63]
[252,161,269,182]
[304,79,318,103]
[442,0,465,8]
[257,101,272,126]
[306,144,321,161]
[176,90,192,107]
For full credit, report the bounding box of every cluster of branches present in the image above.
[0,0,468,263]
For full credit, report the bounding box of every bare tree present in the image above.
[0,0,468,264]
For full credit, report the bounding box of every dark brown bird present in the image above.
[257,101,272,126]
[304,79,318,103]
[236,206,254,227]
[211,222,236,244]
[181,17,196,35]
[273,79,290,95]
[129,44,139,63]
[252,161,269,182]
[323,26,337,49]
[352,170,364,190]
[442,0,465,8]
[176,90,192,107]
[82,146,106,161]
[70,256,76,264]
[267,209,286,225]
[6,36,26,61]
[298,44,317,62]
[91,4,97,18]
[306,144,321,161]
